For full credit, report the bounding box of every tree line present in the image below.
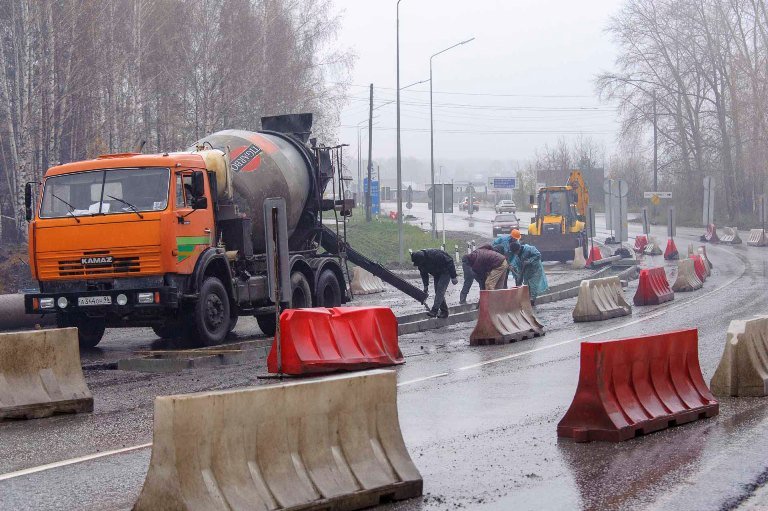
[598,0,768,225]
[0,0,351,237]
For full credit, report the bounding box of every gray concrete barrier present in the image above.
[572,276,631,322]
[470,287,544,345]
[350,267,386,295]
[572,247,586,269]
[671,259,703,292]
[0,294,55,331]
[711,317,768,397]
[720,226,742,244]
[0,327,93,420]
[134,369,423,511]
[747,229,767,247]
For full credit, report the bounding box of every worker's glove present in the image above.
[451,277,458,285]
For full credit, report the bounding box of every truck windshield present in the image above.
[39,167,170,218]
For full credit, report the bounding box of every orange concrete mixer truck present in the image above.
[23,114,426,348]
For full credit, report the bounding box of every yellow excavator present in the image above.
[522,170,589,262]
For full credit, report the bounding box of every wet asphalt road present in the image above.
[1,228,767,510]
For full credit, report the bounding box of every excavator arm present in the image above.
[567,170,588,219]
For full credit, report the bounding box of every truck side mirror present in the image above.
[191,171,206,198]
[192,196,208,210]
[24,182,33,221]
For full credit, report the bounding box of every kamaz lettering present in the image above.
[81,256,113,265]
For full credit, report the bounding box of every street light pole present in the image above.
[430,37,475,239]
[440,165,446,245]
[396,0,404,262]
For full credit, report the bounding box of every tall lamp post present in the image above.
[430,37,475,238]
[396,0,404,262]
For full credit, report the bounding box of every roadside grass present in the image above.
[341,210,462,266]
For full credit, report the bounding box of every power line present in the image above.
[334,82,597,99]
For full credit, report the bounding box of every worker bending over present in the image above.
[493,229,549,304]
[465,244,509,291]
[411,249,458,318]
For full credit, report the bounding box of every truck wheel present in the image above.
[315,269,342,307]
[186,276,230,347]
[290,272,312,308]
[57,313,105,350]
[255,314,276,336]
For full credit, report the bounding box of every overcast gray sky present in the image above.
[333,0,623,164]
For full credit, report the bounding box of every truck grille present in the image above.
[37,247,162,279]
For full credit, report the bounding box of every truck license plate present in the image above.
[78,296,112,306]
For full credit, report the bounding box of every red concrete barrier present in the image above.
[690,255,707,282]
[469,287,544,345]
[633,235,648,253]
[267,307,404,375]
[633,268,674,306]
[585,246,602,267]
[557,329,718,442]
[702,223,719,243]
[663,239,679,260]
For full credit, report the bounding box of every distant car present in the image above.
[459,197,480,212]
[492,213,520,237]
[495,199,517,214]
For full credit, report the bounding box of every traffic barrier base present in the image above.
[134,370,423,511]
[633,235,648,253]
[633,268,674,306]
[663,239,679,260]
[572,276,631,322]
[469,287,544,345]
[671,259,702,292]
[572,247,586,269]
[747,229,768,247]
[720,226,742,244]
[711,317,768,397]
[644,237,662,256]
[267,307,404,375]
[585,246,602,267]
[690,255,707,282]
[350,266,386,295]
[0,328,93,420]
[557,329,718,442]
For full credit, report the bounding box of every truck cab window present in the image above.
[175,174,193,208]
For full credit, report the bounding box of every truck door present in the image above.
[173,170,215,274]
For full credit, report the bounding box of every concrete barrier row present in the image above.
[134,370,423,510]
[572,276,632,322]
[747,229,768,247]
[0,328,92,420]
[469,287,544,345]
[350,267,386,295]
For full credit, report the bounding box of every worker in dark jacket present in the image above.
[459,254,484,304]
[411,249,458,318]
[465,244,509,290]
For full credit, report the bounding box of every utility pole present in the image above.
[366,83,373,222]
[652,92,658,221]
[396,0,404,262]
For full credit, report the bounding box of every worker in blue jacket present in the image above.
[493,229,549,304]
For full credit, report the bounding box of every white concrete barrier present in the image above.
[698,245,714,270]
[720,226,742,244]
[671,259,703,292]
[350,267,386,295]
[470,287,544,345]
[0,328,92,420]
[644,236,662,256]
[572,276,632,322]
[134,370,423,511]
[711,317,768,397]
[572,247,586,269]
[747,229,767,247]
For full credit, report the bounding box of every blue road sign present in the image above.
[363,178,380,215]
[489,177,517,189]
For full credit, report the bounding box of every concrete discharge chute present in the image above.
[557,329,718,442]
[133,370,423,511]
[0,328,92,420]
[710,317,768,397]
[572,276,631,322]
[469,287,544,345]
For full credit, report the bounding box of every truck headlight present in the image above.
[57,297,68,309]
[137,292,154,304]
[40,297,55,309]
[116,294,128,306]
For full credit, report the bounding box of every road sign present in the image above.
[643,191,672,199]
[604,179,628,242]
[488,177,517,189]
[363,178,380,215]
[429,184,454,213]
